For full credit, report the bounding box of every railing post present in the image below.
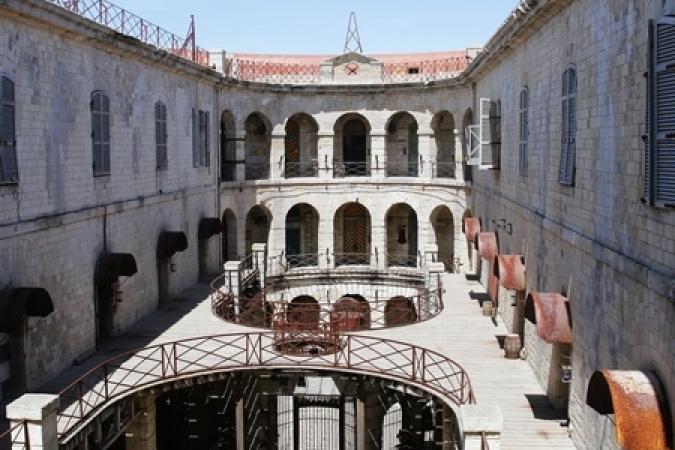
[460,405,502,450]
[252,243,267,288]
[6,394,60,450]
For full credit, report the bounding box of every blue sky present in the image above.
[110,1,517,54]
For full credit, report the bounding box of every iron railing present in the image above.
[45,0,210,67]
[286,253,320,269]
[334,252,371,266]
[284,161,319,178]
[333,161,371,177]
[433,161,457,179]
[385,161,419,177]
[386,254,418,268]
[245,162,270,180]
[0,420,29,450]
[54,331,474,442]
[230,60,321,84]
[382,58,469,83]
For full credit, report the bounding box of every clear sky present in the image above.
[110,0,517,54]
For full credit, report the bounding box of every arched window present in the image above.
[519,86,529,177]
[155,101,168,170]
[91,90,111,176]
[559,67,577,185]
[0,76,18,183]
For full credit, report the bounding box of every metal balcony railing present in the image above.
[433,161,457,179]
[284,161,318,178]
[286,253,320,269]
[334,252,371,266]
[245,162,270,180]
[386,161,419,177]
[386,254,418,268]
[333,161,371,178]
[221,161,237,181]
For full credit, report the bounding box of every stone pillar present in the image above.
[372,218,386,271]
[454,129,464,181]
[270,131,285,180]
[370,132,386,180]
[318,132,334,180]
[235,400,245,450]
[424,243,439,267]
[252,243,267,287]
[427,262,445,294]
[460,405,502,450]
[454,214,469,274]
[125,393,157,450]
[319,215,333,270]
[223,261,241,304]
[6,394,59,450]
[356,398,366,450]
[442,405,456,450]
[418,128,434,180]
[235,132,246,182]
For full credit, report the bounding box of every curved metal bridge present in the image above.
[51,332,475,444]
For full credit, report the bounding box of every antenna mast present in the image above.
[343,12,363,53]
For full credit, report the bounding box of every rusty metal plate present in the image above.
[463,217,481,242]
[477,232,498,261]
[494,255,526,291]
[586,370,672,450]
[524,292,572,344]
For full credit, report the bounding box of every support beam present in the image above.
[125,393,156,450]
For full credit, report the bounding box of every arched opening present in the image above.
[384,296,417,326]
[221,209,238,263]
[432,111,456,178]
[220,110,236,181]
[245,205,271,256]
[245,112,271,180]
[332,295,371,330]
[461,109,473,182]
[385,112,418,177]
[430,206,455,272]
[333,202,371,266]
[285,203,319,268]
[333,113,371,177]
[386,203,418,268]
[287,295,320,330]
[94,253,138,343]
[285,113,318,178]
[382,402,403,450]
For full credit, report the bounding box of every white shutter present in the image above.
[479,98,501,168]
[192,108,199,167]
[465,125,481,165]
[0,76,18,183]
[654,18,675,206]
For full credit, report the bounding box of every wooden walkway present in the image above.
[40,274,575,450]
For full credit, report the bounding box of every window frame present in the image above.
[0,75,18,184]
[558,66,577,186]
[519,86,529,177]
[155,101,168,171]
[91,90,111,177]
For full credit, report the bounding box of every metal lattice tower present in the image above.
[343,12,363,54]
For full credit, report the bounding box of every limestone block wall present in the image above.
[468,0,675,447]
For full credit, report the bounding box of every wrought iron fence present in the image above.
[284,161,319,178]
[286,253,320,269]
[245,162,270,180]
[385,161,419,177]
[433,161,456,179]
[45,0,210,67]
[231,60,321,84]
[333,161,371,177]
[382,58,469,83]
[334,252,371,266]
[386,254,418,268]
[0,420,29,450]
[54,331,474,442]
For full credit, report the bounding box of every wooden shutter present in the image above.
[192,108,198,167]
[653,18,675,206]
[155,102,167,170]
[519,87,529,177]
[91,91,110,176]
[479,98,501,168]
[0,76,18,183]
[559,68,577,185]
[205,111,210,167]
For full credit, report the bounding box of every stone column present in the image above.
[460,405,502,450]
[371,214,386,271]
[317,131,334,180]
[270,131,285,180]
[223,261,241,308]
[442,405,456,450]
[235,400,245,450]
[356,399,366,450]
[125,393,157,450]
[319,215,333,270]
[6,394,59,450]
[252,243,267,287]
[454,129,464,181]
[426,262,445,293]
[454,214,469,274]
[234,132,246,182]
[418,128,434,180]
[370,131,386,180]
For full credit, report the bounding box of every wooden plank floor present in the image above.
[39,274,575,449]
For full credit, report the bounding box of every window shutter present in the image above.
[559,68,577,185]
[479,97,501,168]
[654,18,675,206]
[465,124,481,165]
[155,102,167,170]
[192,108,198,168]
[205,111,210,167]
[0,76,18,183]
[519,87,529,176]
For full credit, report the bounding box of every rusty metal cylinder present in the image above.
[504,333,522,359]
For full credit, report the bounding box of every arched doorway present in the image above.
[245,112,271,180]
[332,295,371,330]
[384,296,417,326]
[334,113,371,177]
[382,402,403,450]
[285,113,318,178]
[220,110,236,181]
[221,209,237,263]
[285,203,319,268]
[334,202,371,266]
[386,203,418,268]
[432,111,456,178]
[461,109,474,182]
[430,206,455,272]
[245,205,271,256]
[386,112,418,177]
[287,295,321,329]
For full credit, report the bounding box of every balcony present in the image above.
[245,162,270,180]
[386,161,419,177]
[433,161,456,179]
[284,161,318,178]
[333,161,371,178]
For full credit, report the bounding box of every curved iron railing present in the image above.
[55,332,475,443]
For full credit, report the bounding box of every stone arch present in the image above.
[220,110,236,181]
[332,295,371,330]
[285,113,319,178]
[285,203,319,267]
[287,295,321,329]
[430,205,455,272]
[333,113,371,177]
[431,110,456,178]
[385,203,418,268]
[245,205,272,256]
[385,112,419,177]
[333,202,371,266]
[384,296,417,326]
[245,112,271,180]
[221,209,238,263]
